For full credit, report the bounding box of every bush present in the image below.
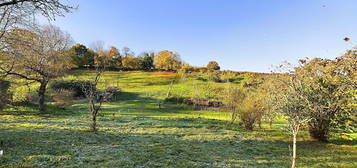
[0,79,10,109]
[240,110,261,130]
[105,86,121,101]
[179,64,194,74]
[223,86,245,122]
[50,80,95,98]
[52,89,75,109]
[196,77,207,81]
[191,67,208,73]
[221,71,237,83]
[164,96,186,104]
[207,71,221,82]
[238,92,265,130]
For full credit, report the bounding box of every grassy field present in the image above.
[0,70,356,167]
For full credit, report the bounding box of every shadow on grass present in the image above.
[1,115,356,168]
[0,104,74,117]
[1,112,357,167]
[0,121,289,167]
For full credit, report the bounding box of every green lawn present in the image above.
[0,70,356,167]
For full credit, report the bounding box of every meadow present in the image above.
[0,70,356,168]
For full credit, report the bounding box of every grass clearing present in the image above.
[1,70,356,167]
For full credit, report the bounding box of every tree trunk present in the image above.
[308,120,329,142]
[89,99,98,131]
[38,82,48,113]
[291,132,297,168]
[231,109,237,123]
[269,120,273,129]
[166,80,174,98]
[91,112,97,131]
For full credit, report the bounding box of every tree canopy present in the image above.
[69,44,95,68]
[207,61,220,70]
[0,25,73,112]
[154,50,182,71]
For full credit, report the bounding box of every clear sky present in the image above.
[41,0,357,72]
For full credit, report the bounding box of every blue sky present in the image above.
[41,0,357,72]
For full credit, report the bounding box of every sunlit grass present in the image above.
[1,70,356,167]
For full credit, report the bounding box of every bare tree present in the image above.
[90,40,105,52]
[0,0,75,41]
[0,24,73,112]
[82,66,113,131]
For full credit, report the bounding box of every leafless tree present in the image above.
[90,40,105,52]
[82,66,113,131]
[0,0,75,41]
[0,24,73,112]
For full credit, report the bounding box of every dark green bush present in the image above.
[196,77,207,81]
[164,96,186,104]
[50,80,95,98]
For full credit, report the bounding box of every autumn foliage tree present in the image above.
[154,50,181,71]
[94,50,108,67]
[122,56,142,70]
[107,46,122,68]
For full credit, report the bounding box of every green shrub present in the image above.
[50,80,95,98]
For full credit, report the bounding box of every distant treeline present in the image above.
[69,44,222,72]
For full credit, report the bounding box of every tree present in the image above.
[108,46,122,68]
[94,50,108,67]
[275,76,311,168]
[139,52,155,71]
[69,44,95,68]
[122,46,134,58]
[122,56,142,70]
[154,50,182,71]
[0,25,73,112]
[0,79,10,109]
[269,52,356,166]
[207,61,220,71]
[261,76,285,129]
[238,90,265,130]
[223,85,245,122]
[0,0,75,41]
[90,40,105,52]
[82,67,113,131]
[294,55,356,142]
